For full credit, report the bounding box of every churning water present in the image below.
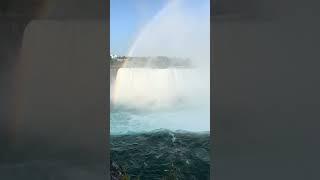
[110,0,210,134]
[110,0,210,178]
[111,67,209,135]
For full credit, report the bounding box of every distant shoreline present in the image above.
[109,56,193,69]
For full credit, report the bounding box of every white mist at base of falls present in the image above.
[111,104,209,135]
[110,0,210,135]
[112,68,208,110]
[110,67,210,135]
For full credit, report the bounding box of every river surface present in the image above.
[110,67,210,179]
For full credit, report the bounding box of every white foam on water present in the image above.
[110,0,210,134]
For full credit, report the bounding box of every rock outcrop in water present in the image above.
[111,160,127,180]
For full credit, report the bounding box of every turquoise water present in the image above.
[110,103,210,179]
[110,103,210,135]
[111,130,210,179]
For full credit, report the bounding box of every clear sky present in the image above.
[110,0,209,55]
[110,0,168,55]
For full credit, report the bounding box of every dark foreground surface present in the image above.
[0,161,105,180]
[111,130,210,179]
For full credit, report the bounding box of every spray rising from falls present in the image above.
[112,68,207,109]
[111,0,210,134]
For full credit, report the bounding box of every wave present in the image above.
[111,130,210,179]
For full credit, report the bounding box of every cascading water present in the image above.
[111,67,209,134]
[110,0,210,178]
[112,68,200,108]
[110,0,210,135]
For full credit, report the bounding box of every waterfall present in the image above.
[111,67,205,109]
[110,0,210,134]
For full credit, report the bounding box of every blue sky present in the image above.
[110,0,167,55]
[110,0,209,55]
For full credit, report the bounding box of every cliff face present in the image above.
[110,68,118,85]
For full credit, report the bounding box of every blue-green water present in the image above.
[110,104,210,179]
[111,130,210,179]
[110,104,210,135]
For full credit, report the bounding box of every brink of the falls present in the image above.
[111,67,207,110]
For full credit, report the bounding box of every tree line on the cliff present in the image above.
[109,56,192,68]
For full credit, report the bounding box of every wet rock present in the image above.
[110,160,126,180]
